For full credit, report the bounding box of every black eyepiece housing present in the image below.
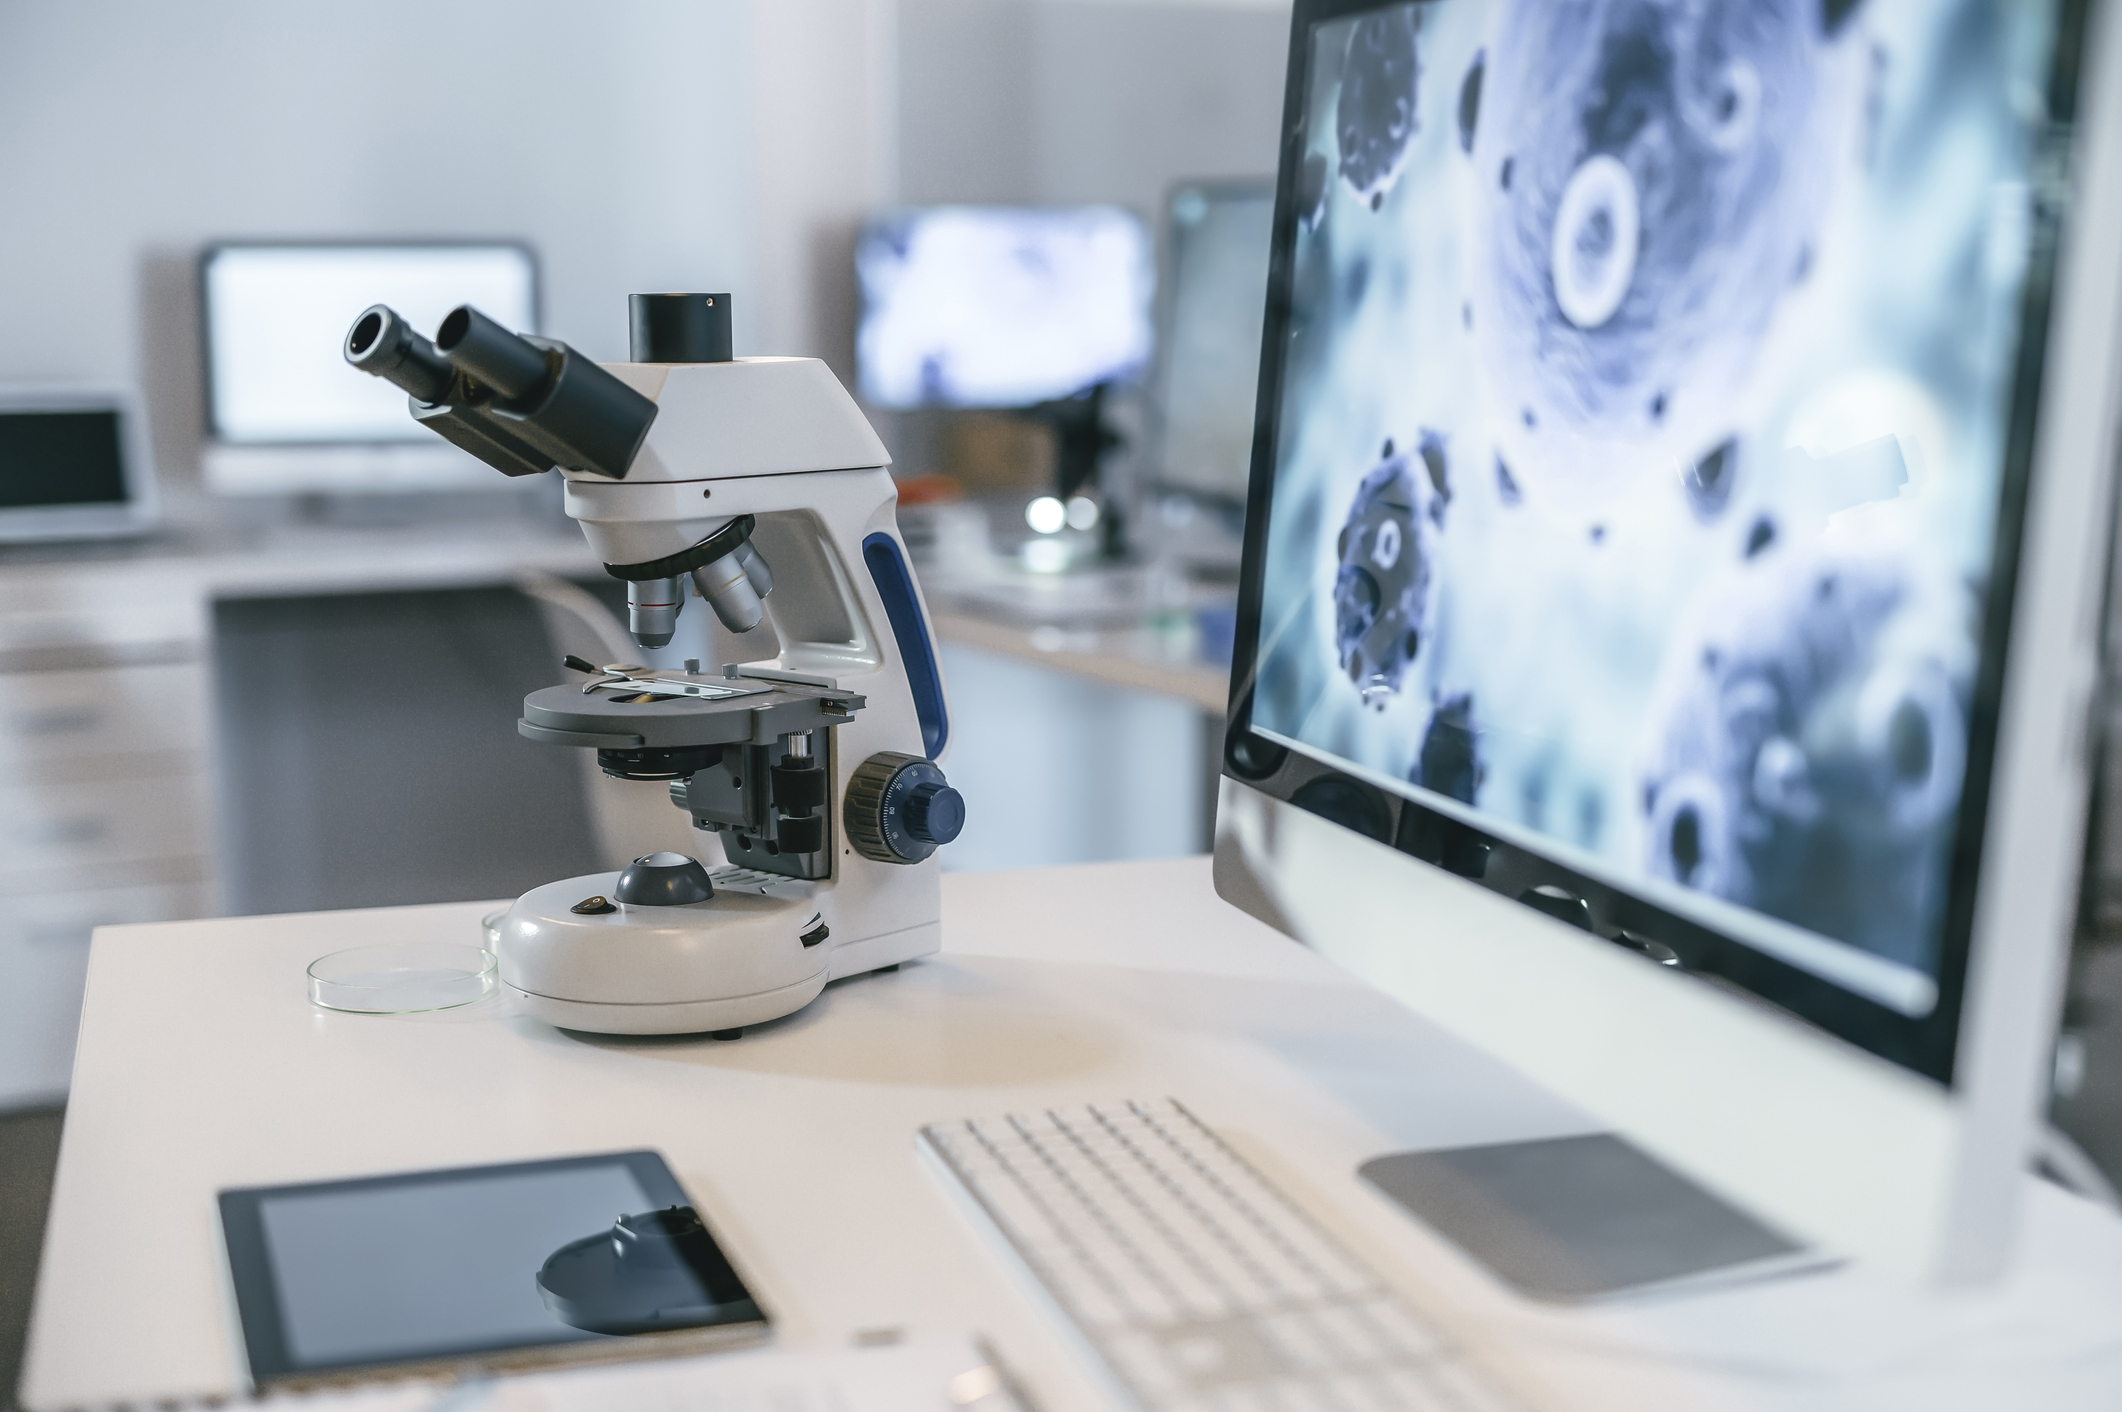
[344,305,453,404]
[343,302,659,481]
[435,304,552,400]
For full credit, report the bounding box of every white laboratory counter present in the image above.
[20,856,2122,1412]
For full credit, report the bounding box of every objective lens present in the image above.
[735,540,773,596]
[690,553,765,633]
[627,576,685,648]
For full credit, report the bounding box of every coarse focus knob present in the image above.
[844,751,963,864]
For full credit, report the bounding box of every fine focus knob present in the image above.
[844,751,963,864]
[903,781,965,845]
[613,851,714,906]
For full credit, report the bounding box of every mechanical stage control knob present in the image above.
[844,751,965,864]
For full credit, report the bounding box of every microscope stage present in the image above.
[520,676,867,751]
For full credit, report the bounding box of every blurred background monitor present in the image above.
[855,206,1153,411]
[1151,180,1274,508]
[200,243,538,495]
[0,387,157,544]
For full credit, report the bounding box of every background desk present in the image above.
[21,857,2122,1412]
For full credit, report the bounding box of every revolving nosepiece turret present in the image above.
[604,514,777,646]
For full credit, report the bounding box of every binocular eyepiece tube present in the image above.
[345,305,453,404]
[343,302,659,482]
[434,304,551,402]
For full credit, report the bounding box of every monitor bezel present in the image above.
[852,203,1156,412]
[1221,0,2097,1085]
[197,238,542,448]
[0,385,159,544]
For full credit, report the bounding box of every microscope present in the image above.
[345,292,963,1036]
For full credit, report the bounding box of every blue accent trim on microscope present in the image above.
[862,532,949,759]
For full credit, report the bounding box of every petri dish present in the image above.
[308,942,497,1014]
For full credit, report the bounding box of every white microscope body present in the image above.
[345,293,959,1036]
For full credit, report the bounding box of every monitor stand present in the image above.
[1360,1132,1837,1302]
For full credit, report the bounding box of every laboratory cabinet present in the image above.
[0,591,217,1107]
[0,526,600,1109]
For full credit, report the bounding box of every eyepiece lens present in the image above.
[348,311,383,356]
[435,306,471,350]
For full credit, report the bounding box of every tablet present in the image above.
[219,1151,769,1390]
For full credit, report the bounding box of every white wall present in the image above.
[0,0,761,488]
[750,0,900,381]
[0,1,1286,480]
[899,0,1290,216]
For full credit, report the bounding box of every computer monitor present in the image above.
[1215,0,2122,1286]
[200,242,538,494]
[1152,180,1276,507]
[854,206,1154,412]
[0,387,157,543]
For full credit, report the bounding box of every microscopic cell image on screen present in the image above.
[1249,0,2067,1016]
[856,206,1154,411]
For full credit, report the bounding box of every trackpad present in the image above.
[1360,1133,1828,1302]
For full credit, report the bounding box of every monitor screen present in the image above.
[855,206,1154,410]
[0,408,127,510]
[202,243,537,445]
[1234,0,2076,1077]
[1156,181,1276,501]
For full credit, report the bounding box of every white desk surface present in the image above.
[21,857,2122,1412]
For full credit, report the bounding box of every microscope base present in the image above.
[497,871,835,1037]
[823,920,942,980]
[495,870,944,1036]
[504,973,830,1035]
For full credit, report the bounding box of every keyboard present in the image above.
[918,1099,1532,1412]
